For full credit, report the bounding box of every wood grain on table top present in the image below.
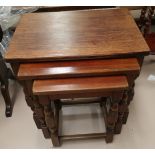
[18,58,140,80]
[33,76,128,95]
[5,8,150,62]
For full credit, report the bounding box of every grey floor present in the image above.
[0,56,155,149]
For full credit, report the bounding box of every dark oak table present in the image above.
[6,8,149,63]
[5,8,150,145]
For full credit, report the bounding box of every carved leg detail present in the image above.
[115,91,128,134]
[40,96,60,147]
[106,102,118,143]
[123,83,135,124]
[1,82,13,117]
[25,95,35,111]
[22,81,42,129]
[33,98,50,139]
[25,95,41,129]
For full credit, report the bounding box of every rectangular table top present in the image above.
[18,58,140,80]
[33,76,128,96]
[5,8,150,63]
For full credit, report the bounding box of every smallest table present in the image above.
[33,76,128,146]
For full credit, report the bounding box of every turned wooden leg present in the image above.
[54,99,62,130]
[123,83,135,124]
[24,94,41,129]
[21,81,42,129]
[33,97,50,139]
[25,95,40,129]
[106,100,118,143]
[0,81,13,117]
[115,91,128,134]
[39,96,60,147]
[25,93,50,138]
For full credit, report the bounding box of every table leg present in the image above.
[22,82,51,138]
[105,96,119,143]
[54,99,62,130]
[21,81,41,129]
[39,96,60,147]
[115,91,128,134]
[33,97,50,138]
[123,83,135,124]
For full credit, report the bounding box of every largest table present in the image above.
[6,8,149,64]
[5,8,150,143]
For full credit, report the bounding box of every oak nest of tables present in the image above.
[5,8,150,147]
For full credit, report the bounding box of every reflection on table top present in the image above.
[5,8,150,63]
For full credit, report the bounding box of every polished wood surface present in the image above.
[33,76,128,96]
[18,58,140,80]
[35,76,127,145]
[3,8,150,146]
[19,57,138,137]
[5,8,150,63]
